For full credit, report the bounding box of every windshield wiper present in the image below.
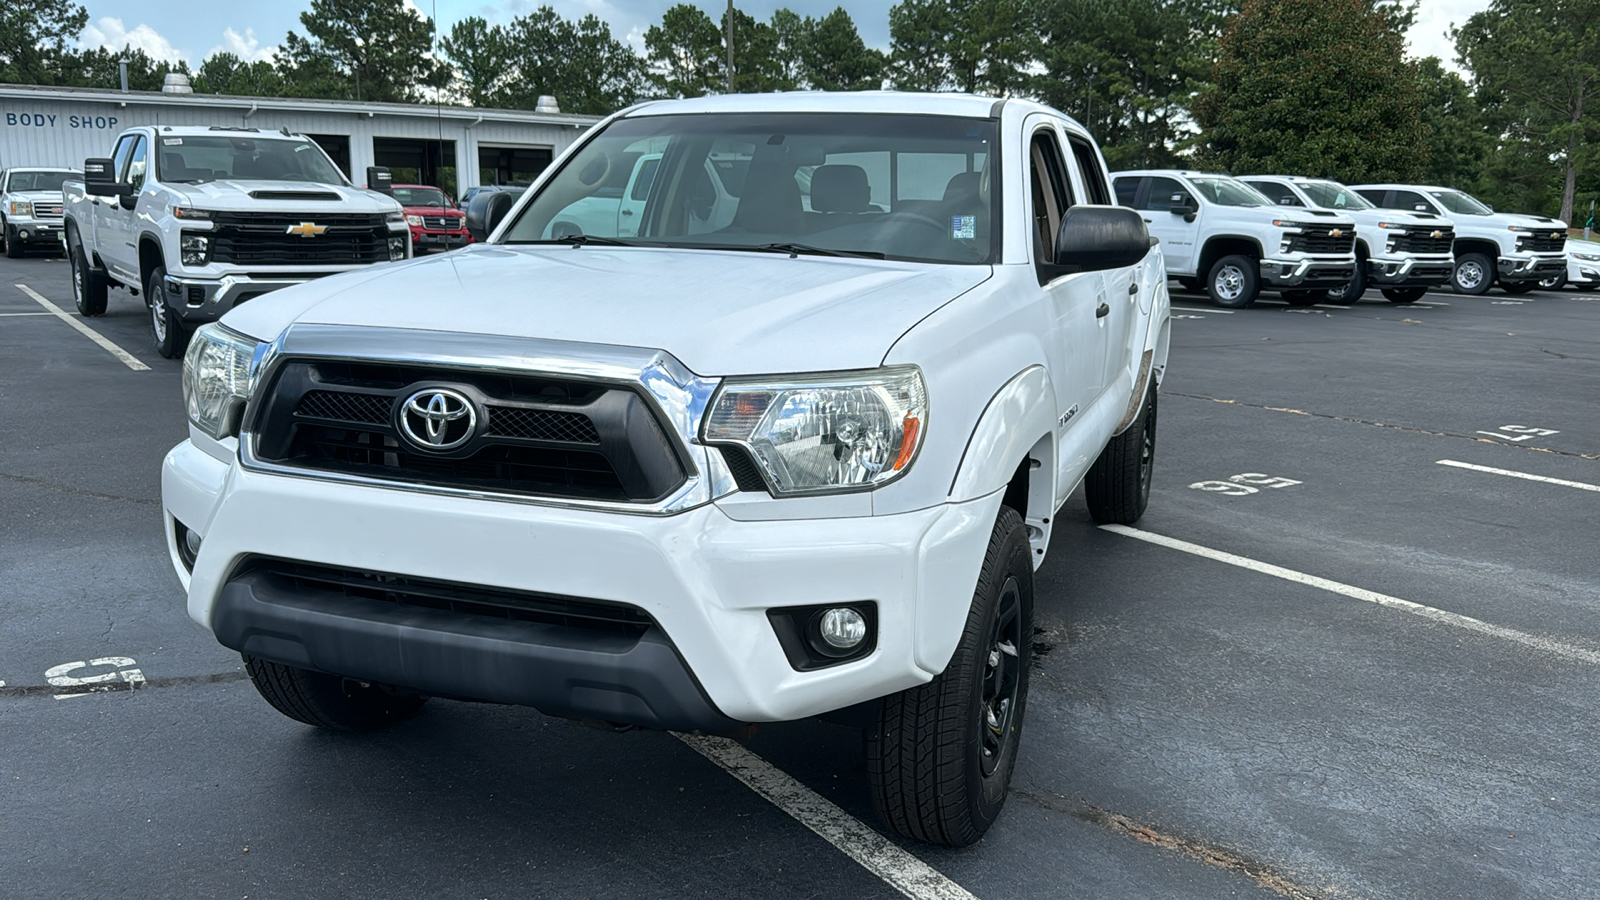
[749,242,886,259]
[512,235,639,248]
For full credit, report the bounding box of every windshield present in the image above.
[1429,190,1493,216]
[154,136,347,185]
[1299,181,1373,210]
[1188,176,1269,207]
[394,187,448,208]
[503,112,1000,265]
[6,170,75,192]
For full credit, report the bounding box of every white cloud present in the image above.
[207,27,277,63]
[80,16,188,65]
[1404,0,1490,73]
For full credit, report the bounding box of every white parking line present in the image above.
[1101,524,1600,666]
[0,311,53,316]
[1171,306,1233,314]
[675,733,979,900]
[14,284,149,371]
[1437,459,1600,494]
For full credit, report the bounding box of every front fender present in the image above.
[948,365,1056,503]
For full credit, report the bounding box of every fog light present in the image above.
[18,229,29,240]
[184,528,202,557]
[818,607,867,650]
[388,235,407,261]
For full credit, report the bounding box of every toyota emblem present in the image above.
[399,388,476,451]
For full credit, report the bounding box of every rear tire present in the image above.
[69,228,108,317]
[146,265,190,359]
[1537,273,1566,291]
[1086,387,1157,525]
[1382,287,1428,304]
[867,507,1032,847]
[1207,255,1259,308]
[245,655,427,731]
[1176,276,1203,292]
[1452,253,1494,295]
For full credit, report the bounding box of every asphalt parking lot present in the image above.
[3,248,1597,900]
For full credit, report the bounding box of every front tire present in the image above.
[3,222,21,258]
[1501,281,1537,295]
[145,265,190,359]
[1281,289,1323,307]
[1382,287,1428,304]
[1207,254,1259,308]
[1452,253,1494,295]
[69,228,108,316]
[245,656,427,731]
[1085,386,1157,524]
[1537,273,1566,291]
[867,506,1033,847]
[1324,260,1366,305]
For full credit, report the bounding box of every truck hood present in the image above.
[8,190,65,203]
[1339,208,1450,228]
[167,181,400,214]
[222,244,992,376]
[1496,212,1568,230]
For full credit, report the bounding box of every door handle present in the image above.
[621,209,634,216]
[1096,302,1110,318]
[1142,217,1152,223]
[1128,284,1139,295]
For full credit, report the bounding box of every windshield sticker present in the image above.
[952,216,976,240]
[162,138,182,145]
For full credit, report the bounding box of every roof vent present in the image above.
[162,73,194,94]
[534,95,560,113]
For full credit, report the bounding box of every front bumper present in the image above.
[411,229,472,248]
[1568,259,1599,285]
[1260,257,1356,288]
[162,438,1000,727]
[5,217,64,244]
[161,273,327,324]
[1367,256,1455,287]
[1498,255,1566,283]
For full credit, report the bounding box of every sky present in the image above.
[75,0,1491,75]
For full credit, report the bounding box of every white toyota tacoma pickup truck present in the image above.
[1349,183,1567,296]
[1112,169,1357,308]
[161,93,1171,846]
[1,166,76,257]
[62,126,409,358]
[1239,175,1455,304]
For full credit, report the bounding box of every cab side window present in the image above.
[110,135,137,185]
[1066,134,1112,206]
[1353,189,1387,207]
[1389,190,1434,214]
[1142,176,1192,212]
[1246,181,1301,207]
[124,136,149,193]
[1113,177,1139,208]
[1028,129,1074,271]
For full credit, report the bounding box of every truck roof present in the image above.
[1347,183,1457,193]
[4,166,80,173]
[136,125,311,139]
[621,91,1039,122]
[1110,169,1231,179]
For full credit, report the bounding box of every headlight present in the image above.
[182,323,261,440]
[9,200,31,216]
[180,233,210,266]
[1574,253,1600,261]
[172,207,213,220]
[1376,222,1407,231]
[386,210,405,224]
[1271,220,1309,229]
[405,214,424,227]
[704,367,927,495]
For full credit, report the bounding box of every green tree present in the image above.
[1193,0,1428,182]
[558,14,648,113]
[0,0,87,85]
[277,0,450,102]
[1456,0,1600,223]
[1034,0,1212,168]
[802,8,884,91]
[440,16,516,107]
[192,52,284,96]
[645,4,723,97]
[769,8,809,89]
[71,46,189,91]
[1413,55,1489,191]
[721,7,789,93]
[887,0,1036,95]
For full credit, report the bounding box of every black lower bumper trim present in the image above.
[214,568,742,732]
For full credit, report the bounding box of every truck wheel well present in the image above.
[1196,236,1262,279]
[138,235,166,295]
[1001,458,1030,518]
[1355,239,1370,260]
[1453,238,1499,259]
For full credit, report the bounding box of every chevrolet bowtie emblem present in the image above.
[1329,229,1343,238]
[1431,230,1444,238]
[286,222,327,238]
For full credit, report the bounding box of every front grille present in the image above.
[421,215,458,230]
[1517,233,1566,253]
[1285,228,1356,254]
[252,359,687,503]
[34,202,64,219]
[208,212,390,266]
[240,557,654,637]
[1392,228,1454,254]
[720,447,768,492]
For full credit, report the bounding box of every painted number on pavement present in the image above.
[1477,425,1559,443]
[46,657,146,699]
[1189,473,1303,496]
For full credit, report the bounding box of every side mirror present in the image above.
[366,166,393,195]
[1169,193,1197,222]
[83,157,126,197]
[1056,205,1152,272]
[465,190,515,242]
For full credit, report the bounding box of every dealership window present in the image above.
[478,145,553,188]
[375,137,458,197]
[306,134,352,178]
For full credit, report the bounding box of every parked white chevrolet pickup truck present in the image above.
[160,93,1171,846]
[62,126,409,358]
[1239,175,1455,304]
[1350,184,1567,295]
[1,166,76,257]
[1112,169,1357,308]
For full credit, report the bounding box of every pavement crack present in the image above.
[1165,391,1600,460]
[0,471,160,506]
[1011,789,1354,900]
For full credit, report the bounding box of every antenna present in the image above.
[726,0,734,94]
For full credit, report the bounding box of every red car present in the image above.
[392,184,472,252]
